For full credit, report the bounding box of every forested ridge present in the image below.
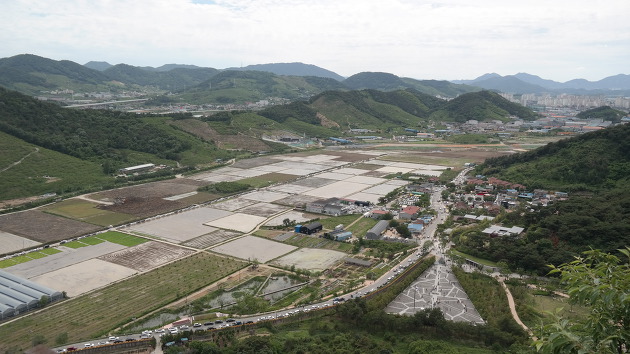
[479,123,630,191]
[0,88,191,162]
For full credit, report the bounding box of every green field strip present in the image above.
[96,231,148,247]
[62,241,89,249]
[79,236,106,245]
[40,248,62,255]
[26,252,48,259]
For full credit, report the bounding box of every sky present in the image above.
[1,0,629,82]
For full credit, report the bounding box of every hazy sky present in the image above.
[1,0,628,82]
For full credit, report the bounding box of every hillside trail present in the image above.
[497,276,537,340]
[0,147,39,173]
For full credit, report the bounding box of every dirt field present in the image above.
[31,258,137,297]
[204,213,268,233]
[0,210,102,243]
[98,241,196,272]
[273,194,322,207]
[210,235,297,263]
[211,197,259,211]
[92,179,204,201]
[0,231,41,254]
[271,248,347,271]
[303,180,371,199]
[125,207,233,242]
[182,229,242,249]
[240,190,291,203]
[290,177,338,188]
[237,202,289,217]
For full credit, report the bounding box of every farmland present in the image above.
[0,252,247,352]
[0,210,102,243]
[42,199,137,226]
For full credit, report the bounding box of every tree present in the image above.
[55,332,69,346]
[534,247,630,353]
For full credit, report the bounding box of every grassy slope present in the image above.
[0,131,108,200]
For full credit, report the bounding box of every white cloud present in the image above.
[0,0,628,81]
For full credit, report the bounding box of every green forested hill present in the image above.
[479,123,630,191]
[429,91,539,122]
[179,70,346,104]
[576,105,627,123]
[0,54,111,94]
[250,89,534,133]
[343,72,480,96]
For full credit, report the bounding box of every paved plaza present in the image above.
[385,261,485,324]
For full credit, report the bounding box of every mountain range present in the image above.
[452,72,630,94]
[4,54,629,103]
[0,54,477,101]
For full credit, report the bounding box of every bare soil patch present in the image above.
[210,235,296,263]
[182,229,242,249]
[272,248,347,271]
[32,259,137,297]
[99,196,184,218]
[0,210,102,243]
[98,241,196,272]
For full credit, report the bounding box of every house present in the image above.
[369,210,390,219]
[366,220,389,240]
[399,206,421,220]
[482,225,524,237]
[407,223,424,235]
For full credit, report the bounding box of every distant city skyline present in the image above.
[1,0,628,82]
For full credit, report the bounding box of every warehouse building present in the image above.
[366,220,389,240]
[295,222,323,235]
[0,270,62,320]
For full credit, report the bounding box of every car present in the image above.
[193,323,202,327]
[66,347,76,352]
[226,318,235,323]
[245,321,254,324]
[179,325,189,330]
[207,326,215,330]
[125,338,135,342]
[203,322,214,326]
[235,321,242,325]
[113,340,123,344]
[155,328,165,333]
[83,344,93,348]
[108,336,119,341]
[214,320,224,324]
